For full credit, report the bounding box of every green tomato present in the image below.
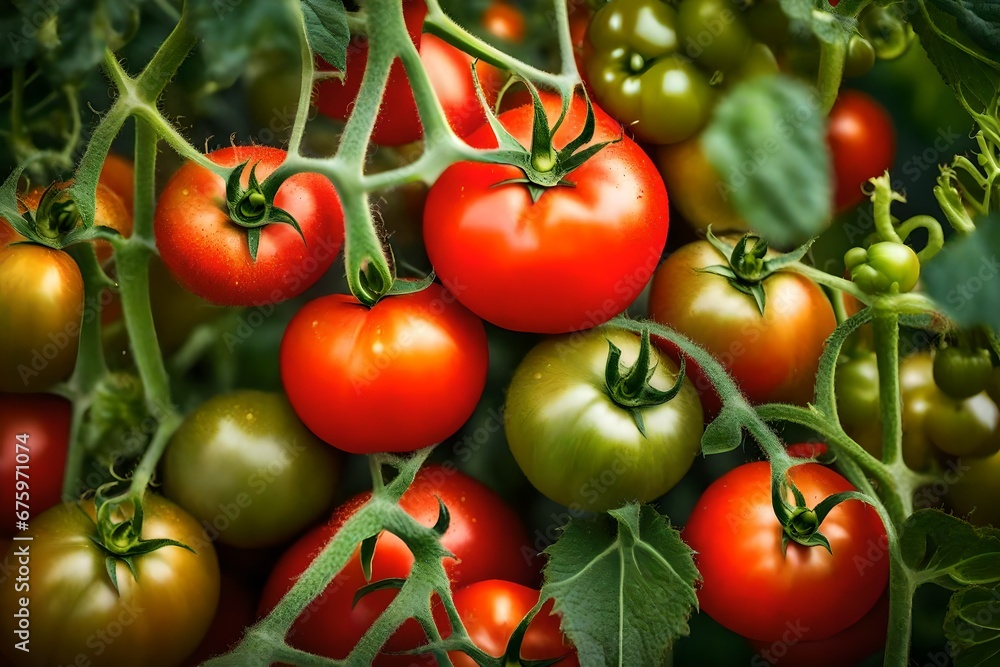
[947,447,1000,527]
[924,392,1000,458]
[585,0,714,144]
[163,390,342,548]
[836,351,881,427]
[845,242,920,295]
[859,5,914,61]
[844,35,875,78]
[504,328,704,512]
[676,0,752,72]
[932,346,994,400]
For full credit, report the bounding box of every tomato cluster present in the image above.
[0,0,985,664]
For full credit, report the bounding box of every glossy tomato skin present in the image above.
[0,245,84,392]
[0,394,71,536]
[828,90,895,211]
[505,328,703,511]
[436,580,578,667]
[0,494,220,667]
[649,240,836,408]
[154,146,344,306]
[280,283,488,454]
[259,466,536,665]
[749,592,889,666]
[424,94,669,333]
[684,462,889,642]
[163,390,342,548]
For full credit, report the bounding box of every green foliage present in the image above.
[301,0,351,72]
[922,217,1000,331]
[927,0,1000,53]
[542,504,699,666]
[702,75,832,249]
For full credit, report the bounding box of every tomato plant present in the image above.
[162,390,343,548]
[258,466,535,664]
[505,328,703,511]
[435,580,579,667]
[649,236,836,408]
[423,93,669,333]
[827,90,896,212]
[280,283,489,453]
[684,462,889,642]
[154,145,344,306]
[1,0,997,664]
[0,494,219,667]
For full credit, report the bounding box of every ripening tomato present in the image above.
[0,245,84,392]
[154,146,344,306]
[435,581,579,667]
[0,394,71,536]
[259,466,536,665]
[0,494,219,667]
[99,153,135,218]
[4,182,131,264]
[162,391,342,548]
[684,462,889,642]
[482,1,526,43]
[828,90,895,211]
[280,283,489,454]
[423,93,669,333]
[649,240,836,410]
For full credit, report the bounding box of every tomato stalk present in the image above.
[815,29,847,114]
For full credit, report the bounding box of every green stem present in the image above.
[114,243,170,406]
[134,10,197,102]
[784,261,871,304]
[872,308,903,467]
[816,26,846,114]
[133,105,224,173]
[132,117,157,242]
[423,0,578,94]
[551,0,580,80]
[61,396,93,500]
[285,0,314,157]
[66,244,112,393]
[126,410,182,500]
[884,548,915,667]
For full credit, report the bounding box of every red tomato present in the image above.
[153,146,344,306]
[0,394,71,536]
[258,466,536,665]
[423,93,669,333]
[827,90,895,212]
[435,580,578,667]
[785,442,829,459]
[280,283,488,454]
[684,462,889,642]
[483,1,526,43]
[649,240,836,411]
[99,153,135,218]
[749,593,889,667]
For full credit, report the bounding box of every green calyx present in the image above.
[474,69,620,203]
[87,483,194,593]
[773,479,871,553]
[224,161,304,261]
[604,328,687,437]
[699,226,814,315]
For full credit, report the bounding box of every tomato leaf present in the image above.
[301,0,351,73]
[702,76,831,249]
[778,0,854,44]
[911,1,1000,113]
[187,0,299,85]
[926,0,1000,54]
[944,584,1000,666]
[900,509,1000,589]
[921,217,1000,331]
[541,503,699,666]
